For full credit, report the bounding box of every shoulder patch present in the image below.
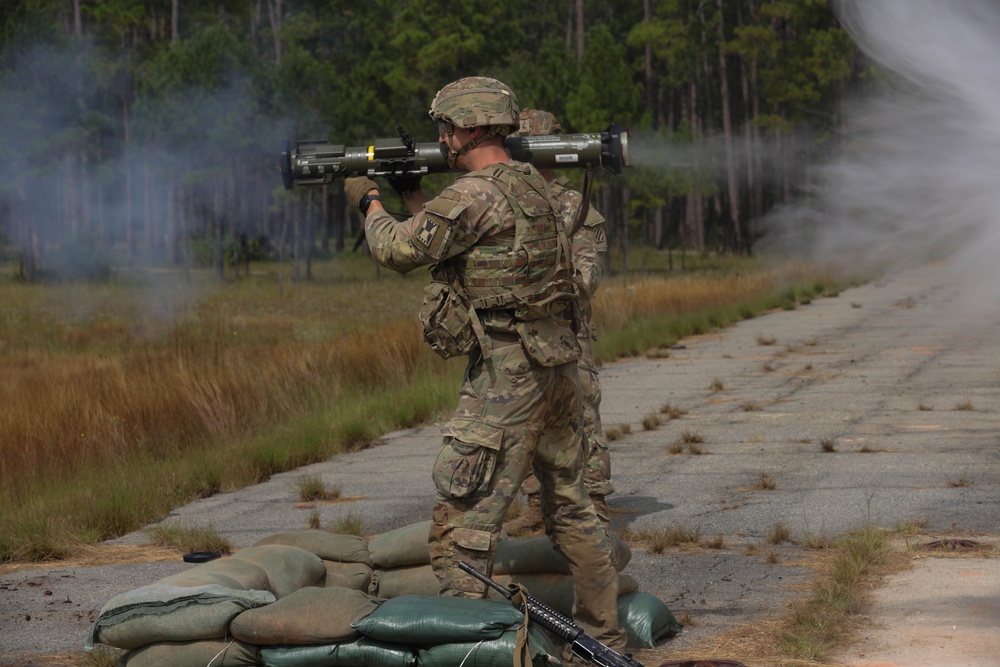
[424,189,468,221]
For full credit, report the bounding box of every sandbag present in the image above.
[369,565,440,599]
[352,595,523,645]
[496,532,632,574]
[259,637,416,667]
[86,584,274,651]
[119,638,260,667]
[229,586,381,646]
[157,557,270,592]
[416,626,561,667]
[491,573,639,618]
[368,521,432,568]
[366,521,631,574]
[322,560,373,591]
[230,545,326,598]
[617,591,683,648]
[253,531,373,566]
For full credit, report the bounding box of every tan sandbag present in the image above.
[253,530,373,566]
[495,531,631,574]
[120,638,260,667]
[369,565,440,599]
[229,587,382,646]
[368,521,432,568]
[88,585,274,651]
[366,521,632,574]
[323,560,373,591]
[491,572,639,618]
[153,570,245,591]
[230,545,326,598]
[157,557,270,591]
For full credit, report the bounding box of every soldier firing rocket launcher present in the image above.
[279,122,629,190]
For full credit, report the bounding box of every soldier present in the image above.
[344,77,626,650]
[505,108,613,536]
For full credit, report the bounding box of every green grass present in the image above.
[779,523,892,661]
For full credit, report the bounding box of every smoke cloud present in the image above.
[762,0,1000,309]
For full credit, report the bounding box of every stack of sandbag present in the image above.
[367,521,681,649]
[88,523,681,666]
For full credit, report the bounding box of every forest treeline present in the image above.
[0,0,866,282]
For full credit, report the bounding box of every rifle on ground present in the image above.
[458,561,643,667]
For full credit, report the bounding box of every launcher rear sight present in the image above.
[280,122,630,190]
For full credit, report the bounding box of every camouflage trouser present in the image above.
[428,334,626,649]
[521,322,613,502]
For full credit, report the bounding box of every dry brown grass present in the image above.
[0,320,428,501]
[592,265,824,331]
[637,527,907,667]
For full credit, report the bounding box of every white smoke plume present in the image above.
[762,0,1000,309]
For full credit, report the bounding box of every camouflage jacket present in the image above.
[548,175,607,304]
[365,159,575,337]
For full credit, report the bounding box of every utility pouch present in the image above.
[432,422,503,499]
[419,268,476,359]
[515,317,581,367]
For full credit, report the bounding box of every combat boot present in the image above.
[504,494,544,536]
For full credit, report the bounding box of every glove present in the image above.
[386,172,423,197]
[344,176,379,209]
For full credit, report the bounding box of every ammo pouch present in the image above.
[419,266,477,359]
[515,316,581,367]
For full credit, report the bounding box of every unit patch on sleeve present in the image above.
[416,218,440,248]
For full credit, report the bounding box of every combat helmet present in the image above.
[517,108,561,136]
[430,77,520,168]
[429,76,520,132]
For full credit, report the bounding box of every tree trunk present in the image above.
[171,0,179,42]
[214,187,225,279]
[575,0,585,59]
[643,0,655,124]
[716,0,742,253]
[267,0,283,64]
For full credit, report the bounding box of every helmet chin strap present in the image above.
[447,126,505,169]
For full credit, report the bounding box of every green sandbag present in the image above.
[490,573,639,618]
[352,595,523,645]
[157,557,270,591]
[86,585,274,651]
[229,586,382,646]
[417,626,561,667]
[617,591,683,648]
[120,638,260,667]
[253,531,373,566]
[230,545,327,599]
[368,521,432,568]
[366,520,632,574]
[368,565,440,599]
[495,531,632,574]
[259,637,416,667]
[322,560,373,591]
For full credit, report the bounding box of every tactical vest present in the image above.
[450,163,576,322]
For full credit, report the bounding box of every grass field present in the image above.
[0,251,857,562]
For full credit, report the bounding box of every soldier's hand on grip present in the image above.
[386,173,422,198]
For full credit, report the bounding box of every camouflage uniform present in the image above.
[359,78,625,650]
[515,110,613,523]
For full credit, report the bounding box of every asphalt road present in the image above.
[2,260,998,665]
